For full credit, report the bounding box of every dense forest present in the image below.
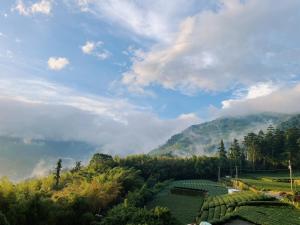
[0,126,300,225]
[217,126,300,176]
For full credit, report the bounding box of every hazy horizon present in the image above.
[1,0,300,179]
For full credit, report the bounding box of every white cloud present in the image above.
[48,57,69,71]
[14,0,28,16]
[30,158,75,178]
[31,0,52,14]
[217,82,300,116]
[0,78,200,155]
[222,82,279,109]
[122,0,300,95]
[73,0,215,42]
[81,41,111,60]
[81,41,95,54]
[30,159,51,178]
[13,0,52,16]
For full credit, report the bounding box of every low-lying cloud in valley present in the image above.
[0,78,200,155]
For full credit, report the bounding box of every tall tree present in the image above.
[54,159,62,187]
[217,140,227,181]
[228,139,241,181]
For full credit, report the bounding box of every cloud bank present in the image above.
[0,78,200,155]
[215,82,300,117]
[121,0,300,95]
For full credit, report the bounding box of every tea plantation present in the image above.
[148,178,300,225]
[147,179,227,224]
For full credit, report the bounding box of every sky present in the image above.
[1,0,300,156]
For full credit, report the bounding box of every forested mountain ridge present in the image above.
[150,113,297,156]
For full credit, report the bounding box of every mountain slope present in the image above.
[278,114,300,130]
[150,113,293,156]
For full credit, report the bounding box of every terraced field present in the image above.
[148,178,300,225]
[172,179,228,196]
[235,206,300,225]
[198,192,274,224]
[147,180,227,224]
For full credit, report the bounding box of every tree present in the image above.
[0,211,9,225]
[217,140,227,181]
[89,153,115,171]
[71,161,82,173]
[244,133,260,171]
[228,139,241,182]
[285,128,300,165]
[54,159,62,187]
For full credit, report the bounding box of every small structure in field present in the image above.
[199,222,212,225]
[228,188,240,194]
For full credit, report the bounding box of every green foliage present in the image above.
[88,153,115,172]
[71,161,82,173]
[0,211,9,225]
[146,180,227,224]
[2,151,299,225]
[150,113,290,156]
[198,192,273,223]
[172,180,227,196]
[239,178,298,192]
[100,204,179,225]
[0,153,226,225]
[234,206,300,225]
[54,159,62,188]
[243,127,300,170]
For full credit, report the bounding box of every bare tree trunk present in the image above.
[218,166,221,182]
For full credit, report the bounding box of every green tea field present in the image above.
[147,179,227,224]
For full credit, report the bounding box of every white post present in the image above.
[235,165,238,187]
[289,160,294,193]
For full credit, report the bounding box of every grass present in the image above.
[235,206,300,225]
[147,179,227,224]
[239,178,294,192]
[241,171,300,179]
[238,172,300,192]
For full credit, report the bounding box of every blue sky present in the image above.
[1,0,300,155]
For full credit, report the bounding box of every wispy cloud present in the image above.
[13,0,53,16]
[81,41,111,60]
[73,0,214,42]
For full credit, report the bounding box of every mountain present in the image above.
[0,136,96,181]
[277,114,300,130]
[149,113,295,156]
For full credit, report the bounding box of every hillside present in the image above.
[150,113,294,156]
